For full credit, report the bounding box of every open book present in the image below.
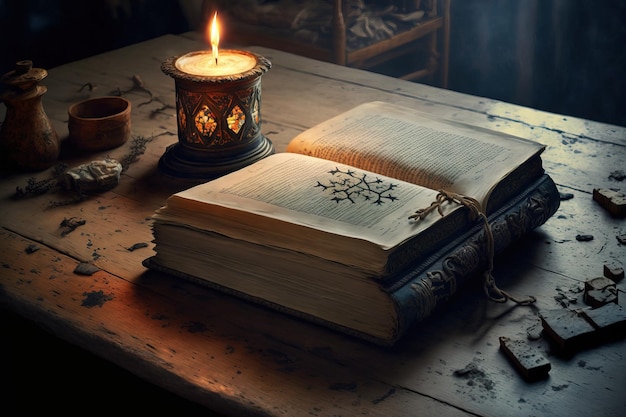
[144,102,560,345]
[286,102,545,215]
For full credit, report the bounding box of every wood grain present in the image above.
[1,34,625,417]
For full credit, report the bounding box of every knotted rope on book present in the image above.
[409,190,536,305]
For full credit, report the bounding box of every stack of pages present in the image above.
[144,102,560,345]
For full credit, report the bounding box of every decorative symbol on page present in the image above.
[316,167,399,205]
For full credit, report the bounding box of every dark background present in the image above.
[448,0,626,128]
[1,0,625,127]
[2,0,625,415]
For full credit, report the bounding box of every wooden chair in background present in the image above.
[221,0,450,88]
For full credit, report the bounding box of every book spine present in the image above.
[389,174,561,343]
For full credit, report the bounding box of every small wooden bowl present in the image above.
[68,96,131,151]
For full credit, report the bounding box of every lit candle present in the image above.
[175,12,256,77]
[211,12,219,65]
[175,51,257,77]
[160,10,273,179]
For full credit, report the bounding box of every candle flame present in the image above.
[210,12,219,65]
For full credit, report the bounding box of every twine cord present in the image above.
[409,190,536,305]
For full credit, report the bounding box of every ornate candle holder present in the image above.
[160,50,273,180]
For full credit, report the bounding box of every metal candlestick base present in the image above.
[158,134,274,180]
[160,50,273,181]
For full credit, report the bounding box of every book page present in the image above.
[286,101,545,207]
[160,153,460,269]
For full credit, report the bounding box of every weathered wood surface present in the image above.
[1,34,625,417]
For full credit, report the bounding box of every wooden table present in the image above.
[2,34,625,417]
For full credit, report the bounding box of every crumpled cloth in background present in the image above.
[224,0,428,49]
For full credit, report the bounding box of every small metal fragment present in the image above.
[526,317,544,341]
[579,303,626,335]
[128,242,149,252]
[540,309,596,353]
[74,262,100,276]
[585,288,618,308]
[584,276,618,307]
[25,244,40,254]
[593,188,626,217]
[576,234,594,242]
[609,170,626,181]
[604,260,624,282]
[585,276,615,292]
[499,336,551,381]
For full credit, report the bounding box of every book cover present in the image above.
[144,174,559,345]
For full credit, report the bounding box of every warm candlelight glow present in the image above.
[175,51,256,77]
[160,22,273,179]
[175,11,256,77]
[210,12,219,65]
